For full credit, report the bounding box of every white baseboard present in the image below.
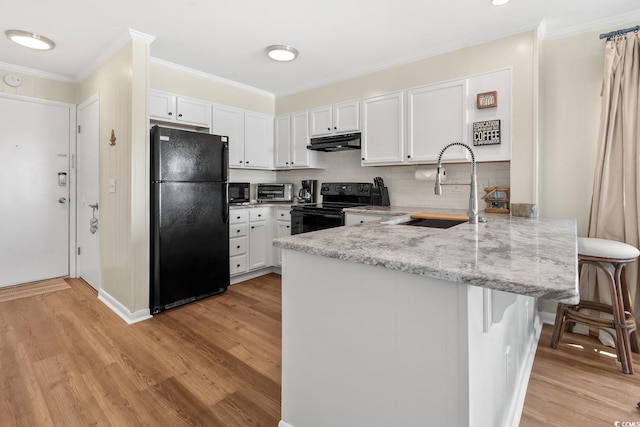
[230,266,280,285]
[98,289,153,324]
[538,310,556,325]
[278,421,294,427]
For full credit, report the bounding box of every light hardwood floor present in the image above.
[2,274,640,426]
[0,274,281,426]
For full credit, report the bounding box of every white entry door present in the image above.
[76,95,100,290]
[0,96,71,287]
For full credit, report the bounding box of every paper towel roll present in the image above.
[415,168,445,182]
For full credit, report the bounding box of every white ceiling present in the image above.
[2,0,640,96]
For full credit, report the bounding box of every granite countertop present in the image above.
[230,202,294,210]
[274,207,579,302]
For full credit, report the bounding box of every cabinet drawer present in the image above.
[229,236,247,256]
[276,208,291,221]
[249,207,270,222]
[230,255,248,276]
[229,209,249,224]
[230,223,248,237]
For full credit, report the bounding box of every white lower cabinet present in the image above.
[344,212,383,226]
[274,208,291,266]
[229,210,249,276]
[248,207,271,270]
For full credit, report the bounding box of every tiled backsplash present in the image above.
[230,150,510,209]
[277,150,510,209]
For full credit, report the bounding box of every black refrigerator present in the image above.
[150,125,230,314]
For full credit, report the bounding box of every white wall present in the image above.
[0,66,76,104]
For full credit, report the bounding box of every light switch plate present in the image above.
[108,178,116,193]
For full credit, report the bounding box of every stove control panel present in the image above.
[321,182,373,196]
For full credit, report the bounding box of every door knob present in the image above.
[58,197,67,204]
[89,203,99,210]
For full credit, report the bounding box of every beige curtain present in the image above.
[584,31,640,346]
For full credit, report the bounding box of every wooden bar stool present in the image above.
[550,237,640,374]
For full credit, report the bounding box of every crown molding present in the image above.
[75,28,155,83]
[543,10,640,40]
[0,61,76,83]
[150,57,275,99]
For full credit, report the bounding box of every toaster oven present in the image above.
[256,183,293,202]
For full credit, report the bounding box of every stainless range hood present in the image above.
[307,132,361,152]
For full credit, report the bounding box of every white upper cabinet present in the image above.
[149,90,211,127]
[406,79,468,164]
[275,110,317,169]
[361,92,404,166]
[310,100,360,136]
[274,115,291,168]
[212,104,245,168]
[244,111,274,169]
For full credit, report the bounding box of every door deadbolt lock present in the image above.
[58,197,67,204]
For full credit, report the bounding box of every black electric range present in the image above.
[290,182,373,235]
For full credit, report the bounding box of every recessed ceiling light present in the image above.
[5,29,55,50]
[491,0,510,5]
[266,45,298,62]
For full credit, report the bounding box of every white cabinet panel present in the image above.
[149,91,175,121]
[212,104,245,168]
[406,79,468,164]
[310,101,360,137]
[361,92,404,165]
[334,101,360,134]
[275,111,317,169]
[310,106,333,136]
[274,115,292,167]
[244,112,274,169]
[149,90,211,127]
[345,213,383,226]
[176,97,211,126]
[291,110,315,168]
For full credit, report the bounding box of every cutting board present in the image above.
[409,212,469,221]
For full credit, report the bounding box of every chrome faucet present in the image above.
[434,142,484,224]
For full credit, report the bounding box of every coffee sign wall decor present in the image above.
[473,120,501,146]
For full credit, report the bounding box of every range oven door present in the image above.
[291,209,344,235]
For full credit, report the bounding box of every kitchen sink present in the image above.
[399,218,467,229]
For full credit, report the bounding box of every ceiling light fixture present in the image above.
[491,0,510,5]
[266,45,298,62]
[5,29,55,50]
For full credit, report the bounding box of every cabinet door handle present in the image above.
[236,264,241,267]
[286,225,290,228]
[236,229,241,233]
[407,155,411,158]
[327,127,331,131]
[251,226,255,229]
[239,160,243,164]
[334,126,337,130]
[178,113,183,117]
[362,157,365,161]
[237,245,241,249]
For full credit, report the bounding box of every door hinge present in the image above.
[77,125,81,134]
[77,247,81,255]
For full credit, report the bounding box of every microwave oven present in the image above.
[228,182,250,204]
[256,183,294,202]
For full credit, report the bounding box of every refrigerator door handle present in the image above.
[221,140,229,181]
[224,184,229,224]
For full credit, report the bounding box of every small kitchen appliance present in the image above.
[228,182,250,204]
[298,180,317,204]
[256,183,294,202]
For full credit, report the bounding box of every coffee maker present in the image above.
[298,180,317,204]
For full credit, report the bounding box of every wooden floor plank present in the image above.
[4,272,640,426]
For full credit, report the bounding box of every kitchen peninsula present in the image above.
[274,208,578,427]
